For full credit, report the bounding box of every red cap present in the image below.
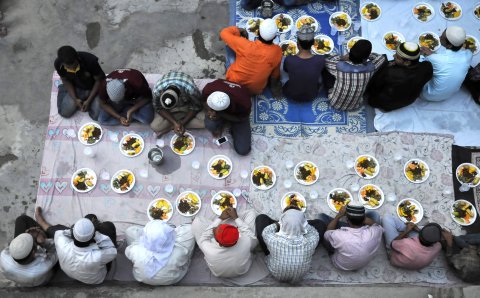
[214,224,239,247]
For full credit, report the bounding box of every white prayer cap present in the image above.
[73,218,95,242]
[107,79,126,102]
[259,18,277,41]
[9,233,34,260]
[207,91,230,111]
[445,26,466,47]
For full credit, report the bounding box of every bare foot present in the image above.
[212,127,223,139]
[35,207,50,231]
[155,127,171,138]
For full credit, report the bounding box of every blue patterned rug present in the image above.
[229,0,368,137]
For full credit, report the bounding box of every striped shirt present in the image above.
[263,223,319,283]
[152,71,202,112]
[325,53,386,111]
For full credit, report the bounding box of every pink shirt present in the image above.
[390,237,441,269]
[324,225,383,271]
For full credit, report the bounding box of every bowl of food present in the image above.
[418,32,441,51]
[412,3,434,22]
[383,32,405,51]
[176,191,201,217]
[78,122,103,145]
[207,155,233,179]
[119,133,144,157]
[170,132,195,155]
[147,198,173,221]
[295,15,319,31]
[327,188,352,213]
[111,169,135,193]
[211,191,237,215]
[451,200,477,226]
[463,36,479,56]
[281,191,306,212]
[347,36,364,52]
[273,13,293,33]
[404,159,430,183]
[329,12,352,32]
[456,163,480,187]
[71,168,97,193]
[439,1,462,20]
[360,2,381,21]
[279,40,299,56]
[251,166,276,190]
[245,17,264,38]
[358,184,384,209]
[397,198,423,223]
[294,161,319,185]
[354,155,379,179]
[474,3,480,20]
[312,34,334,55]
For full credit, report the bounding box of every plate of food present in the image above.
[251,165,276,190]
[170,132,195,155]
[312,34,334,55]
[111,169,135,194]
[412,3,434,22]
[347,36,364,51]
[295,15,319,31]
[439,1,462,20]
[207,155,233,179]
[418,32,441,51]
[451,200,477,226]
[281,191,307,212]
[211,191,237,215]
[456,163,480,187]
[463,35,479,55]
[354,155,379,179]
[329,12,352,32]
[360,2,381,21]
[294,161,319,185]
[71,168,97,193]
[327,188,352,213]
[358,184,384,209]
[273,13,293,33]
[119,133,144,157]
[404,159,430,183]
[279,40,299,56]
[176,191,201,217]
[245,17,263,38]
[475,3,480,20]
[78,122,103,145]
[397,198,423,223]
[147,198,173,221]
[383,31,405,51]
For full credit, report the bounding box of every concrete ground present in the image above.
[0,0,479,296]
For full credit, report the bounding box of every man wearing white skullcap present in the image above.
[201,79,252,155]
[420,26,472,101]
[97,68,154,126]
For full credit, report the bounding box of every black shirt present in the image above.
[54,52,105,90]
[282,55,325,102]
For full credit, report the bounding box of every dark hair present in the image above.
[347,216,365,226]
[70,226,95,248]
[297,39,314,50]
[349,40,372,64]
[57,45,78,65]
[450,44,463,52]
[419,223,442,247]
[258,35,273,45]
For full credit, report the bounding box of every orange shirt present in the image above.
[221,26,282,95]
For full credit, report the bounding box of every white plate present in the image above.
[397,198,424,224]
[175,191,201,217]
[170,132,195,156]
[354,155,380,179]
[412,3,435,23]
[360,2,382,21]
[464,35,479,56]
[78,122,103,146]
[147,198,174,221]
[294,161,319,185]
[451,199,477,226]
[439,1,462,20]
[207,155,233,180]
[404,159,430,183]
[281,191,307,212]
[358,184,384,210]
[327,188,353,213]
[383,31,405,51]
[312,34,334,55]
[111,169,135,194]
[418,32,441,52]
[211,191,237,215]
[456,163,480,187]
[346,36,364,51]
[329,12,352,32]
[244,17,264,39]
[273,13,293,33]
[474,3,480,20]
[295,15,319,31]
[279,40,299,56]
[119,133,144,157]
[251,166,276,190]
[71,168,97,193]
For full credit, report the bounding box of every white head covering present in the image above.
[207,91,230,111]
[259,18,277,41]
[73,218,95,242]
[445,26,466,47]
[140,220,176,278]
[277,209,307,238]
[9,233,34,260]
[107,79,126,102]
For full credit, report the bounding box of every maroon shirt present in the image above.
[99,68,152,102]
[201,79,251,118]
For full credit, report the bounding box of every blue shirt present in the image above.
[421,47,472,101]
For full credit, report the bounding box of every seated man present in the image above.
[191,207,257,278]
[382,215,441,269]
[420,26,472,101]
[441,229,480,283]
[463,64,480,106]
[281,24,325,102]
[97,68,154,126]
[0,207,66,287]
[54,217,117,284]
[125,220,195,286]
[366,42,433,111]
[220,19,282,95]
[318,204,383,270]
[150,71,204,136]
[54,45,105,119]
[325,40,386,111]
[255,207,325,283]
[202,79,251,155]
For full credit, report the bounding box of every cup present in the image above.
[394,152,403,161]
[233,188,242,197]
[240,170,249,179]
[191,160,200,170]
[156,139,165,148]
[283,180,292,188]
[386,193,397,203]
[165,184,174,194]
[350,183,360,192]
[285,160,294,169]
[345,160,355,169]
[148,148,163,165]
[83,147,96,158]
[139,169,148,178]
[309,190,319,200]
[459,183,471,193]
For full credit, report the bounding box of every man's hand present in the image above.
[420,46,433,56]
[81,100,91,112]
[405,222,417,232]
[173,121,185,136]
[75,98,83,109]
[219,209,230,220]
[442,229,454,246]
[227,207,238,220]
[337,206,347,218]
[238,28,248,39]
[207,109,217,120]
[126,108,134,122]
[119,117,130,126]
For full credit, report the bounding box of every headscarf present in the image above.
[140,220,176,278]
[277,209,307,237]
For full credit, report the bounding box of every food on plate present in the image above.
[347,37,362,50]
[121,135,142,156]
[247,18,263,36]
[413,4,433,22]
[475,5,480,19]
[457,164,480,185]
[384,32,402,51]
[172,135,194,155]
[209,158,231,178]
[275,14,291,32]
[284,193,306,210]
[331,13,350,30]
[452,200,476,225]
[177,192,200,215]
[252,167,274,188]
[112,171,134,191]
[295,162,317,183]
[281,41,298,56]
[404,160,428,182]
[440,2,461,19]
[355,155,378,178]
[419,33,440,51]
[72,170,95,191]
[296,16,316,29]
[398,200,419,222]
[359,185,382,208]
[149,199,172,221]
[80,124,102,144]
[361,3,381,20]
[212,192,235,213]
[329,190,351,211]
[313,36,332,54]
[463,36,478,54]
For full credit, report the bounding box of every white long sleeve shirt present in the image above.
[54,230,117,284]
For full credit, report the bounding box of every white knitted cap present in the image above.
[9,233,34,260]
[73,218,95,242]
[445,26,466,47]
[207,91,230,111]
[259,18,277,41]
[107,79,126,102]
